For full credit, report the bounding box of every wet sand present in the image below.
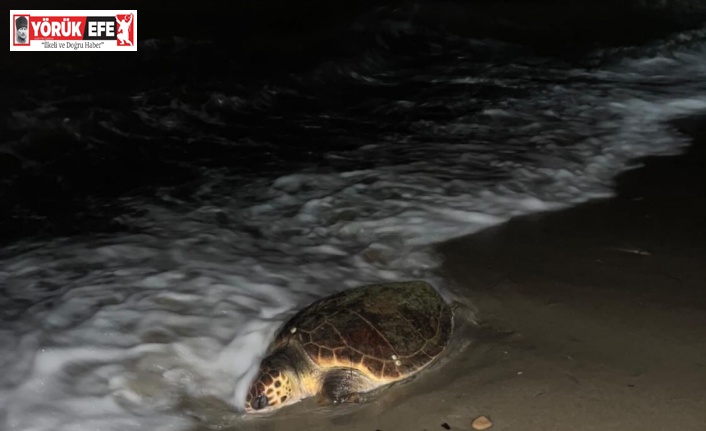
[431,115,706,431]
[204,116,706,430]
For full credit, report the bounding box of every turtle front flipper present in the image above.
[319,368,372,405]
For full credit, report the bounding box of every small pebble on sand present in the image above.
[471,415,493,430]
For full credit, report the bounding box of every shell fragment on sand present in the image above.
[471,415,493,430]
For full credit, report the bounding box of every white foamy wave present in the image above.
[2,33,706,431]
[583,24,706,82]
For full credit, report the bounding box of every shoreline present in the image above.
[432,114,706,430]
[228,115,706,431]
[220,116,705,431]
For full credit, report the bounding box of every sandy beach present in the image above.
[220,117,705,431]
[433,115,706,431]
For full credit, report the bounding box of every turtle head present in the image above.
[245,363,299,413]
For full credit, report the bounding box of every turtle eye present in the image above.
[253,393,268,410]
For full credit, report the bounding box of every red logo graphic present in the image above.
[115,13,134,46]
[10,11,137,50]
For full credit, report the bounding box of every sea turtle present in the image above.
[245,280,453,413]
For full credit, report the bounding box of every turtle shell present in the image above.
[271,280,453,382]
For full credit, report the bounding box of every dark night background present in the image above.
[2,0,706,241]
[3,0,706,243]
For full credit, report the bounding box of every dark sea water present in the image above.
[2,1,706,429]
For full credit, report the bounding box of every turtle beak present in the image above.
[245,364,295,413]
[253,393,268,410]
[245,390,270,412]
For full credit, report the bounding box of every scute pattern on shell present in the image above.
[271,281,453,382]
